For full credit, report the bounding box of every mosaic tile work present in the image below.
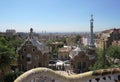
[14,67,120,82]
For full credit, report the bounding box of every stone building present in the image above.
[69,45,95,73]
[58,46,72,61]
[17,28,49,71]
[6,29,16,37]
[96,28,120,49]
[106,28,120,47]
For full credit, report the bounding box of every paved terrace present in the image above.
[14,67,120,82]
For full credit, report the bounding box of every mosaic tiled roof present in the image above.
[17,28,49,54]
[69,45,85,59]
[69,45,95,60]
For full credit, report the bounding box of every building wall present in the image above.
[71,51,94,73]
[6,29,16,37]
[14,67,120,82]
[97,28,120,49]
[18,41,48,71]
[58,52,70,60]
[82,36,90,46]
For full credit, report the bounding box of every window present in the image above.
[23,48,26,52]
[20,64,22,71]
[34,66,36,68]
[65,55,67,59]
[77,62,81,70]
[61,55,63,59]
[20,51,22,54]
[26,41,31,45]
[21,55,24,59]
[32,48,35,52]
[37,55,39,60]
[27,57,31,61]
[77,62,81,73]
[82,62,86,68]
[26,54,32,64]
[38,63,41,67]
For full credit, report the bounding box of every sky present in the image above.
[0,0,120,32]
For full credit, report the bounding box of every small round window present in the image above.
[32,48,35,52]
[23,48,26,52]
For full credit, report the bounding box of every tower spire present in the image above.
[29,28,33,39]
[89,14,95,49]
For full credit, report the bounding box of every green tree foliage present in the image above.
[90,45,120,70]
[3,71,23,82]
[5,35,24,49]
[0,36,24,75]
[89,48,110,70]
[106,45,120,64]
[0,45,15,69]
[46,39,64,59]
[0,37,7,45]
[89,49,103,70]
[0,37,16,73]
[73,35,81,44]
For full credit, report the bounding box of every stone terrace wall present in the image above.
[14,67,120,82]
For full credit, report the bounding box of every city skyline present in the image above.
[0,0,120,32]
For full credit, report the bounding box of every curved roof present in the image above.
[73,45,84,52]
[69,45,95,60]
[29,39,49,54]
[30,39,44,49]
[17,28,49,54]
[69,45,85,59]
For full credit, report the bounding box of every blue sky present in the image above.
[0,0,120,32]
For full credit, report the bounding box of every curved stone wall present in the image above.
[14,67,120,82]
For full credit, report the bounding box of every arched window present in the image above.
[23,48,26,52]
[82,62,86,68]
[21,55,24,59]
[26,54,32,64]
[32,48,35,52]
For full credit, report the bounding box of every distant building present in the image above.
[17,32,28,39]
[96,28,120,49]
[58,46,72,60]
[112,40,120,46]
[17,28,49,72]
[66,37,75,46]
[50,42,64,59]
[106,28,120,47]
[81,35,90,46]
[6,29,16,37]
[0,32,6,36]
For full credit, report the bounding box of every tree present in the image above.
[89,45,120,71]
[3,71,23,82]
[73,35,81,44]
[5,35,24,49]
[89,48,110,70]
[106,45,120,64]
[0,44,16,74]
[0,36,18,75]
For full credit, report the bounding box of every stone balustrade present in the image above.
[14,67,120,82]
